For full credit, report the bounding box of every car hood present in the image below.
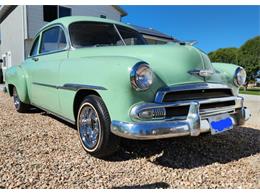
[71,44,223,86]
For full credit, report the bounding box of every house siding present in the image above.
[0,5,123,67]
[27,5,121,39]
[0,6,25,66]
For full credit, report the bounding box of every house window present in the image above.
[100,15,106,19]
[43,5,71,22]
[59,6,71,18]
[43,5,58,22]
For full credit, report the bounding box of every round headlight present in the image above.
[234,67,247,86]
[130,62,153,91]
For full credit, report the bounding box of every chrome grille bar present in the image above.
[155,83,234,103]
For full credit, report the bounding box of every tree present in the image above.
[237,36,260,81]
[208,48,239,64]
[208,36,260,82]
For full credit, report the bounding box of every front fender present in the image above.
[60,56,165,122]
[5,65,30,104]
[212,62,241,95]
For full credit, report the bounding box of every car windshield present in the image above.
[69,22,147,48]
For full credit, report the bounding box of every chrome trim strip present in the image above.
[32,82,107,91]
[155,83,233,103]
[200,107,236,118]
[200,106,235,115]
[32,82,58,89]
[61,83,107,91]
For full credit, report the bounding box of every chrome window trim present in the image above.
[29,35,41,57]
[68,21,145,50]
[28,23,71,59]
[154,82,233,103]
[113,24,126,46]
[68,21,123,50]
[39,25,69,55]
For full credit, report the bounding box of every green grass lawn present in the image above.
[239,87,260,95]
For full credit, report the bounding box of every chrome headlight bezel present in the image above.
[130,62,153,91]
[234,67,247,87]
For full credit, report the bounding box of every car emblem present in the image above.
[188,69,214,78]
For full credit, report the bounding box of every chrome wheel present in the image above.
[78,103,101,150]
[13,89,20,109]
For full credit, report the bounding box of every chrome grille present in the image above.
[155,83,239,119]
[163,88,233,102]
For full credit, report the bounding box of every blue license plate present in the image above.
[209,115,233,134]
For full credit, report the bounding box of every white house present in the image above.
[0,5,173,83]
[0,5,126,74]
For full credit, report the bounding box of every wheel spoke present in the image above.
[13,91,20,109]
[79,104,100,149]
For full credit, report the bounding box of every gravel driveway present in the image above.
[0,92,259,188]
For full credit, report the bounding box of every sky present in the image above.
[121,5,260,53]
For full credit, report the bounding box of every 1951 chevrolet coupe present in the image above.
[5,16,251,157]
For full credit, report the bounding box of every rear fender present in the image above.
[5,66,30,104]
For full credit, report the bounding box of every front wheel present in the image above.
[13,87,30,113]
[77,95,120,158]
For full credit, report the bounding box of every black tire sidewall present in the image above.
[77,95,116,156]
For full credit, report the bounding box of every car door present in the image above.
[27,25,69,114]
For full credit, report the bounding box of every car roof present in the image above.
[39,16,136,32]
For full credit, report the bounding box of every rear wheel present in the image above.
[77,95,120,158]
[13,87,30,113]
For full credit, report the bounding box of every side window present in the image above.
[58,30,67,49]
[30,36,40,56]
[40,26,67,54]
[116,25,147,46]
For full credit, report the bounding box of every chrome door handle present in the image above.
[32,57,39,62]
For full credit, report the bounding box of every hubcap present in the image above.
[13,90,20,109]
[79,104,101,150]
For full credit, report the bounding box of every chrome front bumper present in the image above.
[111,97,251,140]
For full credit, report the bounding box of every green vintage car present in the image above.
[5,16,250,157]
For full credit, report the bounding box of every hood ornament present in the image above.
[188,69,214,77]
[179,40,198,46]
[186,40,198,46]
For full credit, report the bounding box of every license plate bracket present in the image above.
[208,114,233,135]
